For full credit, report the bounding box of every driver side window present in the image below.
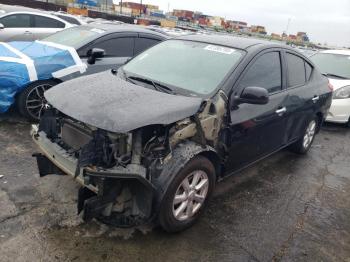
[238,51,282,94]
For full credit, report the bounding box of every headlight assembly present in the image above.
[333,85,350,99]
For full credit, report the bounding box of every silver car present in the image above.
[0,11,73,41]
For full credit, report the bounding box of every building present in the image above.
[297,32,310,42]
[250,25,267,35]
[172,9,194,21]
[208,16,224,28]
[271,33,281,40]
[226,20,248,32]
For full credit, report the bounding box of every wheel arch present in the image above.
[152,141,220,206]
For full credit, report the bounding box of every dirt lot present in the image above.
[0,111,349,262]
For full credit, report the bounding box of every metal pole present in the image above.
[140,0,142,16]
[120,0,123,14]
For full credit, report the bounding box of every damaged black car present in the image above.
[31,35,332,232]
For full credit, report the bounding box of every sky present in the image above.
[142,0,350,47]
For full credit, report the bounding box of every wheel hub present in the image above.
[172,170,209,221]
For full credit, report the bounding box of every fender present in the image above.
[150,141,219,209]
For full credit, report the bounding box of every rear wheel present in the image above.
[17,80,57,121]
[158,156,215,233]
[289,117,318,154]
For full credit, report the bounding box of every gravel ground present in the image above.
[0,111,349,262]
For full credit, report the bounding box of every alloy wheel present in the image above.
[172,170,209,221]
[303,120,316,149]
[26,84,53,120]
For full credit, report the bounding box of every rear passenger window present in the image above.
[94,37,134,57]
[286,53,306,87]
[305,62,313,81]
[238,52,282,94]
[134,38,160,55]
[34,15,65,28]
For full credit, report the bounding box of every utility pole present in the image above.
[140,0,142,16]
[120,0,123,14]
[285,18,291,35]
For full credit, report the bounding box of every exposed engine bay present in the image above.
[32,91,228,227]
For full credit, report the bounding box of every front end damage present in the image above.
[31,91,228,227]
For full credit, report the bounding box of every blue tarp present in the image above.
[0,41,86,113]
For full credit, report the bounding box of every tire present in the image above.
[158,155,216,233]
[289,117,318,154]
[17,80,57,122]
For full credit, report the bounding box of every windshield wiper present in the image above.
[322,73,349,80]
[127,76,175,94]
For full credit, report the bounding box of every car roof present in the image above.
[0,11,69,24]
[85,23,169,38]
[175,34,284,50]
[320,49,350,56]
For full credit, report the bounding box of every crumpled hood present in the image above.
[44,71,203,133]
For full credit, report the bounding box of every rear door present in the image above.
[282,51,318,142]
[226,50,289,173]
[79,33,137,75]
[0,14,33,41]
[32,15,66,40]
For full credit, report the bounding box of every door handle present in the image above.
[312,96,320,103]
[275,107,287,116]
[24,31,32,34]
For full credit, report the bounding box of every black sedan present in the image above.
[31,35,332,232]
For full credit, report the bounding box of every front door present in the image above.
[79,34,137,76]
[0,14,33,41]
[225,50,289,173]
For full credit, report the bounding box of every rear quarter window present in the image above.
[305,61,313,81]
[286,53,307,87]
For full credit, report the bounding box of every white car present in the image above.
[311,50,350,126]
[0,11,74,41]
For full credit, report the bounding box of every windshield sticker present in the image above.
[204,45,235,54]
[90,28,105,34]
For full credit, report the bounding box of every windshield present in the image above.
[123,40,244,96]
[310,53,350,79]
[43,26,105,49]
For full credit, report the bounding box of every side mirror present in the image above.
[87,48,105,65]
[0,23,5,29]
[232,86,269,107]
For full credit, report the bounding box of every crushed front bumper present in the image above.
[31,125,155,226]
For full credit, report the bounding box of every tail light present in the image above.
[328,81,334,92]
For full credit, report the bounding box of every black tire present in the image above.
[17,80,57,121]
[158,155,216,233]
[289,117,318,154]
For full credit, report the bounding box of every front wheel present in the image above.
[289,117,318,154]
[17,80,57,121]
[158,156,216,233]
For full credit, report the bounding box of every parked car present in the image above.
[50,12,87,26]
[0,11,73,41]
[310,50,350,126]
[31,35,332,232]
[0,24,168,120]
